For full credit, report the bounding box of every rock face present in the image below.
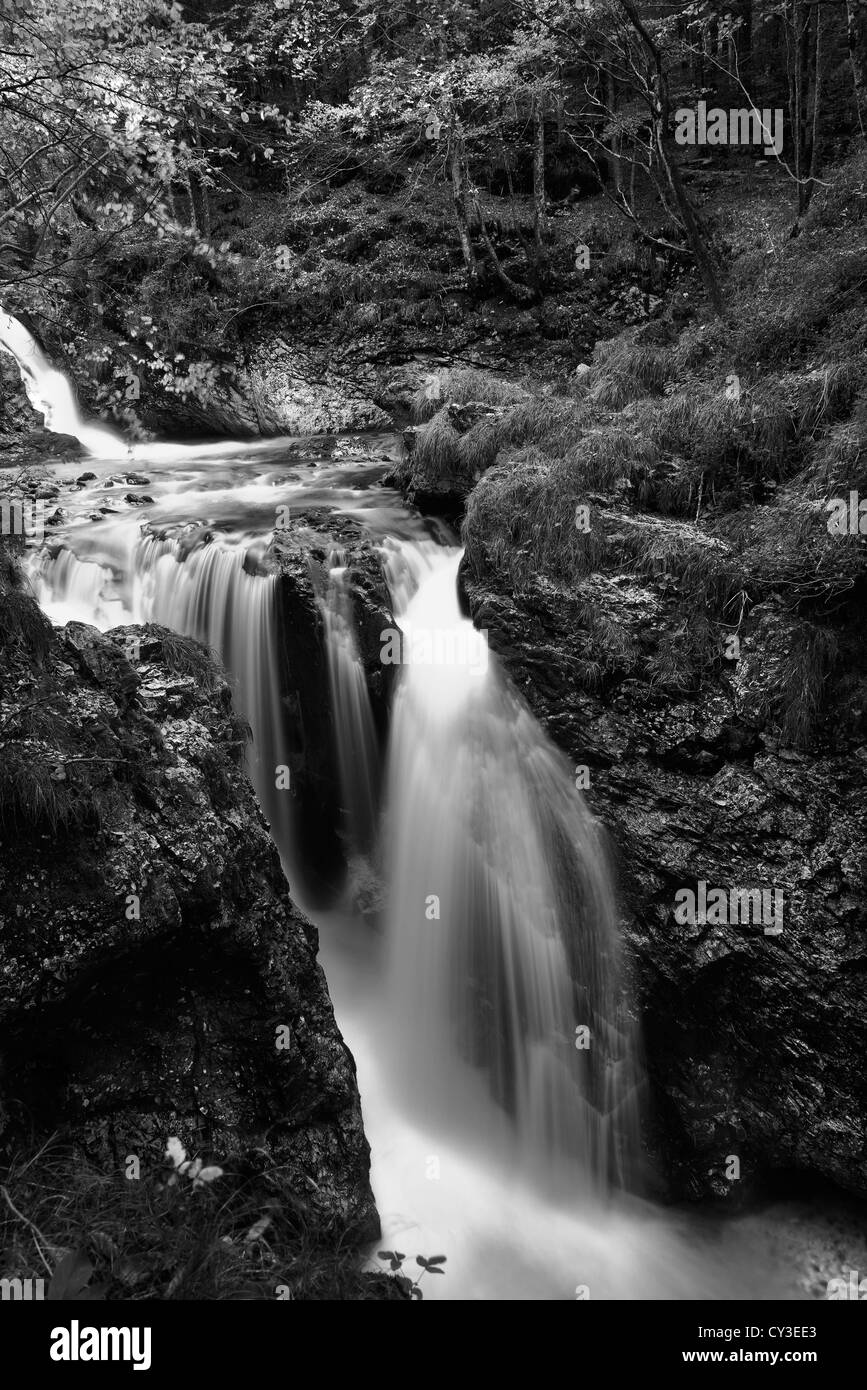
[263,513,395,906]
[461,549,867,1203]
[0,609,378,1240]
[0,351,82,463]
[135,337,391,439]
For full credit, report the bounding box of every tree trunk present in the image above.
[531,92,550,282]
[198,176,212,238]
[730,0,753,89]
[186,172,199,232]
[605,69,622,195]
[793,0,804,198]
[846,0,867,134]
[472,193,534,302]
[618,0,724,314]
[799,3,813,212]
[804,5,823,212]
[449,124,479,288]
[656,122,723,313]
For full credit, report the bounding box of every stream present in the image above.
[0,311,842,1300]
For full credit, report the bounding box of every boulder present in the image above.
[0,611,378,1240]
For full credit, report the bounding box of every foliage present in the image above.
[374,1249,447,1301]
[0,1139,403,1301]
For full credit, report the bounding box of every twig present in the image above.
[0,1184,57,1276]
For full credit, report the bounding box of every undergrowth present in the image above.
[0,1138,411,1301]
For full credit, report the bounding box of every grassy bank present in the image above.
[412,151,867,751]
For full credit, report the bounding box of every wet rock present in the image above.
[262,514,395,906]
[0,608,378,1241]
[62,621,142,706]
[461,555,867,1203]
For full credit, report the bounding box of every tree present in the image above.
[846,0,867,131]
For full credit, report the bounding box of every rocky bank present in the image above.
[0,574,378,1242]
[460,524,867,1204]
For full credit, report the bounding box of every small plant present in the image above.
[376,1249,446,1301]
[164,1137,223,1191]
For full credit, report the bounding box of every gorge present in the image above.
[1,311,864,1301]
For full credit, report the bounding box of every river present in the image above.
[0,312,845,1300]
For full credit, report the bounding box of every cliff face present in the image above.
[461,552,867,1203]
[0,594,377,1241]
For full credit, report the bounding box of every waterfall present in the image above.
[379,538,640,1196]
[30,530,298,878]
[320,553,381,860]
[0,310,126,458]
[8,322,815,1300]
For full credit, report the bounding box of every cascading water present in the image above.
[29,525,299,879]
[320,553,381,859]
[3,312,826,1299]
[379,538,640,1195]
[0,310,125,458]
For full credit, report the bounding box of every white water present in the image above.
[0,311,123,458]
[320,555,381,858]
[4,312,835,1299]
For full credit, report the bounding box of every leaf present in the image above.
[192,1165,224,1188]
[377,1250,395,1260]
[244,1215,272,1244]
[410,1286,423,1299]
[165,1136,187,1169]
[427,1255,447,1265]
[47,1250,94,1301]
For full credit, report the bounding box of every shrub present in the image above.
[588,334,675,408]
[410,368,528,424]
[401,409,464,491]
[764,623,840,749]
[463,450,608,586]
